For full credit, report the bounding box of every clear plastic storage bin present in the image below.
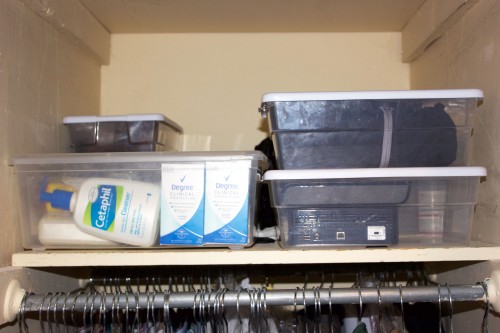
[259,89,483,169]
[12,151,267,250]
[63,114,183,152]
[263,167,486,248]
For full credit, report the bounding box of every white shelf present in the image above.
[12,243,500,267]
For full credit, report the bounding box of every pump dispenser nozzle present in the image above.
[39,178,74,211]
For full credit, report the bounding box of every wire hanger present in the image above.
[377,285,383,333]
[399,284,406,333]
[61,292,70,333]
[18,291,30,333]
[438,284,443,333]
[446,283,454,333]
[163,289,172,333]
[236,288,243,333]
[478,281,490,333]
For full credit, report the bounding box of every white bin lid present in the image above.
[11,151,268,165]
[263,167,487,180]
[63,113,183,133]
[262,89,484,102]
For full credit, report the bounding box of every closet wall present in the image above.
[0,0,101,265]
[408,0,500,331]
[100,32,409,150]
[1,0,499,332]
[0,1,99,330]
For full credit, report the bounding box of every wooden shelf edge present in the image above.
[11,245,500,267]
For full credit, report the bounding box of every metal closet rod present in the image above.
[22,284,486,312]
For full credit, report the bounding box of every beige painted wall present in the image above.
[411,0,500,247]
[101,33,410,150]
[0,0,100,326]
[411,0,500,331]
[0,0,100,274]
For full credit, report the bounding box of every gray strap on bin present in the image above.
[379,107,393,168]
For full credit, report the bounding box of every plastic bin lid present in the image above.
[11,151,268,166]
[261,89,484,103]
[263,167,487,180]
[63,113,183,133]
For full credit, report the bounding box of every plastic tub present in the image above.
[11,151,267,250]
[63,114,183,152]
[259,89,483,169]
[263,167,486,248]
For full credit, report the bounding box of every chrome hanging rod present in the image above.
[21,284,486,312]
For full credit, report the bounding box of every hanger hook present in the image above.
[110,291,118,333]
[293,287,299,328]
[236,288,243,333]
[151,290,157,328]
[328,286,333,333]
[193,289,200,327]
[99,291,107,332]
[302,287,309,333]
[249,289,257,333]
[163,289,171,333]
[221,288,228,333]
[212,289,219,332]
[314,286,321,332]
[377,285,382,333]
[132,290,140,332]
[47,293,57,333]
[70,291,82,330]
[40,293,52,333]
[357,286,363,323]
[399,284,406,333]
[125,277,132,293]
[437,284,442,333]
[61,292,71,333]
[446,284,454,333]
[262,287,269,333]
[82,292,92,333]
[52,292,63,333]
[124,291,130,333]
[478,281,490,333]
[145,290,151,325]
[18,291,30,333]
[208,288,214,332]
[89,291,98,332]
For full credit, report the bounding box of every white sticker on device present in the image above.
[367,226,386,240]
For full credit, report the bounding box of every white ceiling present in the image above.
[79,0,426,33]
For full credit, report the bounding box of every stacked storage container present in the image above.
[12,114,268,250]
[260,90,486,248]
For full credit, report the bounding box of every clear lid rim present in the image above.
[262,89,484,103]
[263,166,487,180]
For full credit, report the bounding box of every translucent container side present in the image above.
[13,154,265,250]
[11,151,267,168]
[262,97,479,169]
[263,97,479,131]
[66,119,183,153]
[267,175,481,248]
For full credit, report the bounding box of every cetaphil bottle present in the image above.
[39,178,160,246]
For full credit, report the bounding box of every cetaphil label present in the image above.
[160,163,204,245]
[204,161,251,245]
[84,185,122,232]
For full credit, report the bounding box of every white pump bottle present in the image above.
[40,178,160,246]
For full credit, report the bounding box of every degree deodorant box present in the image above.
[160,152,267,248]
[11,151,267,250]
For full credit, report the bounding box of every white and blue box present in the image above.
[204,160,253,246]
[159,151,267,247]
[160,163,205,245]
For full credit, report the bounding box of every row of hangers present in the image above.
[16,264,491,333]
